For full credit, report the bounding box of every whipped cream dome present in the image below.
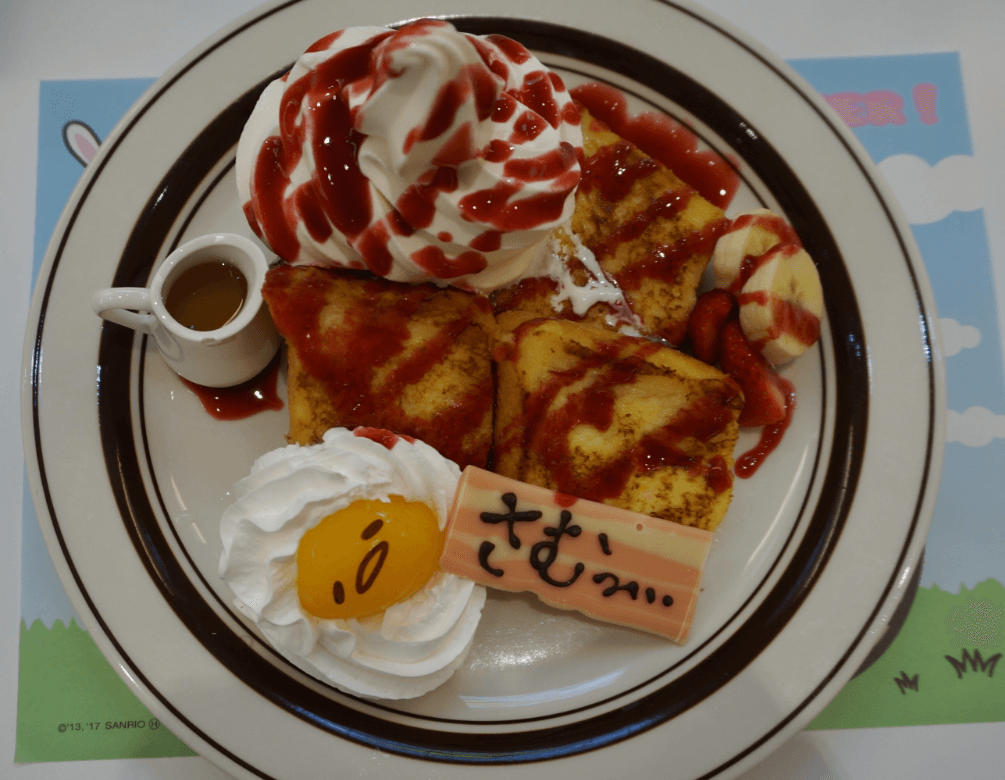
[219,427,486,699]
[236,18,583,293]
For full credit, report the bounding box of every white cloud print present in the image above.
[939,318,981,357]
[947,406,1005,447]
[877,154,981,224]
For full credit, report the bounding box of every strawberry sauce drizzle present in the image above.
[501,324,740,501]
[578,140,659,202]
[738,291,821,352]
[587,186,695,262]
[613,219,729,292]
[734,378,796,477]
[730,211,802,246]
[571,82,740,209]
[246,21,582,280]
[573,130,730,337]
[249,37,384,268]
[726,239,803,296]
[262,265,492,468]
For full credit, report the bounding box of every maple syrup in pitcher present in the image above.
[164,260,248,331]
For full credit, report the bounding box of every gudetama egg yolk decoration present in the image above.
[296,495,445,620]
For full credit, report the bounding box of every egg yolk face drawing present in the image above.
[296,495,445,620]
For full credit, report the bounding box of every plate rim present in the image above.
[21,0,944,778]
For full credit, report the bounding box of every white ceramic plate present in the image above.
[22,1,944,778]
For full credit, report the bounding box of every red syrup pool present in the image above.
[181,352,284,420]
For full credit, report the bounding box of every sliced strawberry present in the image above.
[688,289,736,365]
[719,320,788,427]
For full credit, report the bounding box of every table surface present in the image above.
[3,0,1004,778]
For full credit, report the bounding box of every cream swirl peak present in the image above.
[236,19,583,292]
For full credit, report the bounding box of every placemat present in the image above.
[17,52,1004,762]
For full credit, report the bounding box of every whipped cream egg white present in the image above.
[236,18,583,293]
[219,427,486,699]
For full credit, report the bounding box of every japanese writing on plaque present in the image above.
[477,492,674,609]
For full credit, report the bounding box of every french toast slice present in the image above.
[492,108,727,344]
[262,264,495,469]
[493,312,743,531]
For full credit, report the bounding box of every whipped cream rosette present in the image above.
[219,427,486,699]
[236,18,583,292]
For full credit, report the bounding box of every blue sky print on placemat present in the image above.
[790,53,1004,591]
[23,78,154,629]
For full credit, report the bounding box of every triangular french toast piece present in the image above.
[262,264,495,469]
[493,312,743,531]
[492,108,727,344]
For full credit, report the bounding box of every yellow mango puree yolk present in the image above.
[296,495,445,620]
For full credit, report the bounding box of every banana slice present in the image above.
[712,208,801,292]
[737,243,823,366]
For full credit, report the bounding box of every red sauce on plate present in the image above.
[571,81,740,210]
[734,377,796,478]
[181,353,284,421]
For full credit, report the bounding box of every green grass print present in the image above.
[16,580,1004,762]
[16,618,196,763]
[809,579,1004,729]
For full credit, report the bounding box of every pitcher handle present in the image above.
[92,288,156,334]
